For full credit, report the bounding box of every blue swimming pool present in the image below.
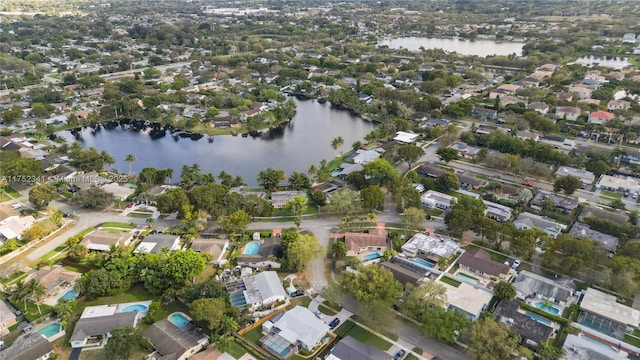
[456,273,479,285]
[412,258,435,268]
[524,312,552,326]
[123,183,137,189]
[38,323,61,338]
[243,241,261,255]
[362,252,382,261]
[534,301,560,315]
[121,304,148,313]
[582,336,616,352]
[60,290,78,301]
[169,313,191,328]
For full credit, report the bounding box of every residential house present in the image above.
[80,230,132,252]
[562,334,628,360]
[536,64,558,74]
[0,300,17,336]
[423,118,450,128]
[380,258,429,285]
[211,116,239,128]
[538,134,576,152]
[326,336,389,360]
[516,131,540,142]
[70,304,145,348]
[0,215,36,242]
[458,173,488,190]
[420,190,456,210]
[578,287,640,340]
[513,270,574,304]
[65,171,110,191]
[597,175,640,194]
[555,166,595,186]
[513,212,566,238]
[472,107,498,122]
[227,271,287,308]
[401,232,459,263]
[25,265,80,298]
[569,223,619,256]
[527,102,549,115]
[351,149,380,164]
[1,333,54,360]
[189,239,229,264]
[100,183,135,201]
[457,248,511,281]
[260,306,330,354]
[569,86,592,100]
[344,224,388,257]
[489,87,512,100]
[416,163,446,178]
[578,98,601,107]
[494,300,554,348]
[483,200,513,223]
[530,191,579,214]
[144,319,209,360]
[517,76,541,88]
[556,92,573,102]
[622,33,637,44]
[270,191,306,209]
[440,279,493,320]
[449,142,481,159]
[607,99,631,112]
[578,206,628,226]
[555,106,581,121]
[499,95,522,106]
[475,124,510,135]
[588,110,614,124]
[393,131,419,144]
[236,236,282,269]
[134,234,181,254]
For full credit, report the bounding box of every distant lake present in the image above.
[572,55,632,70]
[377,37,525,57]
[58,98,376,186]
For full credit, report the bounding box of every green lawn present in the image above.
[10,300,54,322]
[127,212,152,218]
[2,271,28,286]
[333,320,392,350]
[624,334,640,347]
[227,340,248,358]
[288,295,312,309]
[318,303,338,315]
[244,326,264,344]
[405,354,420,360]
[75,227,97,238]
[78,283,153,310]
[601,190,622,200]
[100,222,136,228]
[439,276,461,288]
[0,186,21,201]
[61,265,90,273]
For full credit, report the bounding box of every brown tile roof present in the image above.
[344,226,388,251]
[458,247,510,277]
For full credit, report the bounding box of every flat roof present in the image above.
[440,280,493,317]
[401,233,459,258]
[393,131,419,143]
[580,288,640,327]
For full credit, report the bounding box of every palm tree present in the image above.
[307,164,318,179]
[366,212,377,223]
[330,136,344,151]
[124,154,137,176]
[27,279,46,315]
[11,280,29,312]
[0,178,8,201]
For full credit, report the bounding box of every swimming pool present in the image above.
[534,301,560,315]
[456,273,479,285]
[121,304,148,313]
[243,241,261,255]
[412,258,435,268]
[169,313,191,328]
[524,312,552,326]
[60,290,78,301]
[123,183,138,189]
[38,323,61,338]
[362,252,382,261]
[582,335,616,352]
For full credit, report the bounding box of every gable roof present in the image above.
[80,230,130,251]
[272,306,330,348]
[494,300,553,344]
[328,336,389,360]
[30,266,79,293]
[243,271,287,305]
[144,319,208,360]
[458,247,510,276]
[513,270,572,302]
[70,312,139,343]
[344,226,388,251]
[1,333,53,360]
[135,234,180,254]
[588,110,614,120]
[189,239,228,258]
[579,207,628,226]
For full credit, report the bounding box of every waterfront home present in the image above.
[134,234,181,254]
[1,333,54,360]
[513,212,566,239]
[260,306,330,354]
[393,131,419,144]
[457,248,511,281]
[351,149,380,164]
[144,319,209,360]
[494,300,554,348]
[270,191,307,209]
[344,224,388,257]
[100,183,135,201]
[578,288,640,340]
[80,230,132,252]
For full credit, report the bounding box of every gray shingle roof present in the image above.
[70,312,138,343]
[1,333,53,360]
[330,336,389,360]
[144,319,207,360]
[514,270,572,302]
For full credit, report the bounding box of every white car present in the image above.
[512,259,521,269]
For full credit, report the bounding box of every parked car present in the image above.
[329,318,340,329]
[512,259,521,269]
[314,310,322,319]
[127,202,134,208]
[290,290,305,297]
[394,350,406,360]
[523,182,534,187]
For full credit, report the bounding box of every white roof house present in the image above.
[401,232,459,259]
[513,212,566,239]
[351,149,381,164]
[264,306,330,351]
[440,280,493,320]
[597,175,640,193]
[580,288,640,328]
[555,166,595,185]
[134,234,181,254]
[100,183,135,201]
[393,131,419,144]
[420,190,456,210]
[242,271,287,308]
[0,216,36,241]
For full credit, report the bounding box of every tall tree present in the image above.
[360,185,385,211]
[436,147,460,164]
[283,232,324,271]
[339,265,402,305]
[444,197,486,237]
[288,172,311,190]
[467,317,533,360]
[285,195,308,228]
[436,171,461,191]
[553,175,581,195]
[362,158,399,189]
[493,282,516,300]
[397,144,425,169]
[105,327,149,360]
[257,168,286,195]
[223,210,251,239]
[330,136,344,151]
[124,154,136,176]
[27,279,46,315]
[29,184,58,210]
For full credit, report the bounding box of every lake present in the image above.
[377,37,525,57]
[58,98,376,186]
[572,55,633,70]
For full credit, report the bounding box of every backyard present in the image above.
[333,320,392,350]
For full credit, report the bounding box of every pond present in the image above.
[572,55,633,70]
[58,98,376,186]
[377,37,525,57]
